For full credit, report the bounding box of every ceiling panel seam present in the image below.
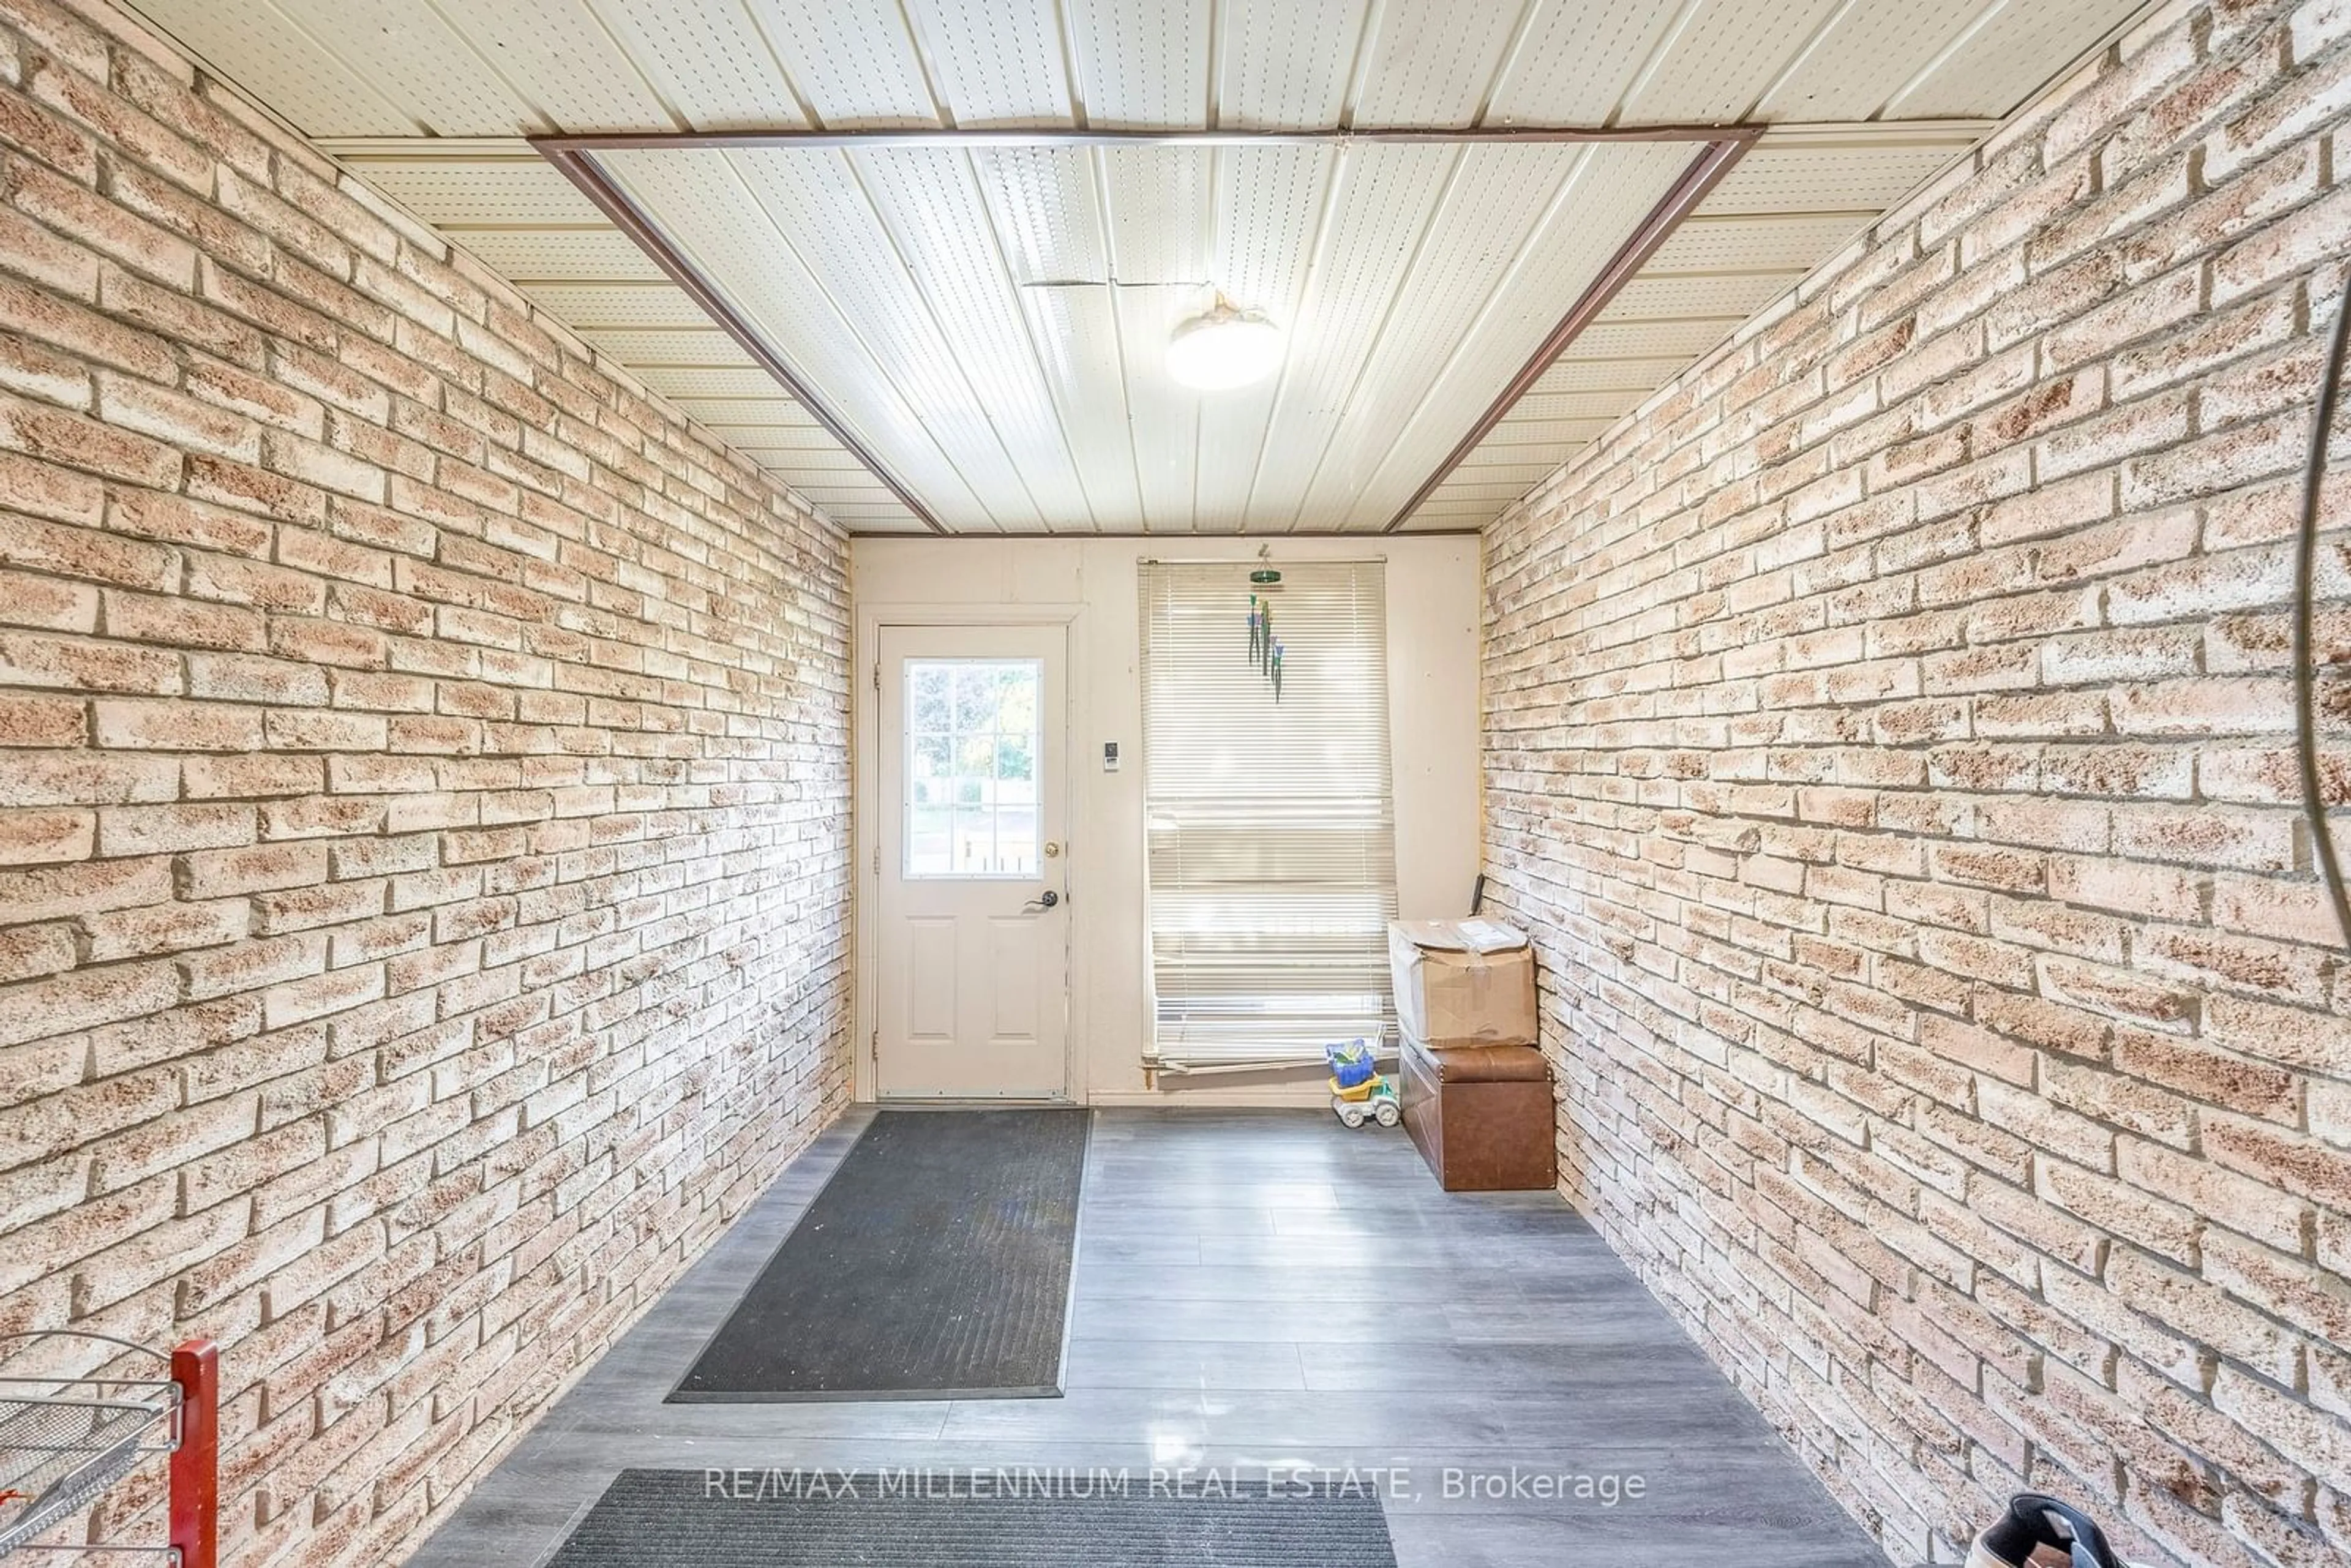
[1288,141,1601,530]
[542,143,954,531]
[961,146,1111,531]
[1229,143,1350,531]
[726,0,822,127]
[242,0,430,135]
[1332,0,1385,127]
[830,146,1073,528]
[1609,0,1708,123]
[1880,0,2013,119]
[1186,129,1218,524]
[1378,130,1755,531]
[1741,0,1868,121]
[1090,141,1198,531]
[1467,0,1550,127]
[563,0,696,130]
[716,146,1016,527]
[410,0,571,133]
[1273,141,1479,529]
[883,0,957,127]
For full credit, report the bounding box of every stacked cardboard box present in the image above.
[1389,919,1554,1191]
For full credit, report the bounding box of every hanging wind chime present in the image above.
[1246,565,1284,702]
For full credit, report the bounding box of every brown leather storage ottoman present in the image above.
[1398,1034,1555,1191]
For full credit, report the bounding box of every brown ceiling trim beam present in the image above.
[533,125,1745,154]
[537,124,1763,538]
[855,530,1487,541]
[538,144,953,536]
[1378,132,1758,534]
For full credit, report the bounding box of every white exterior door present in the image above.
[874,623,1071,1099]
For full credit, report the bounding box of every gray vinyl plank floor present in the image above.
[402,1108,1880,1568]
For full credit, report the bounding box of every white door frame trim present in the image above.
[853,600,1089,1106]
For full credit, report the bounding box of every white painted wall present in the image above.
[852,535,1483,1106]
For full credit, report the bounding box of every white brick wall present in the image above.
[0,0,854,1561]
[1482,2,2351,1564]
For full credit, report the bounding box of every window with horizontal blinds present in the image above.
[1138,560,1399,1072]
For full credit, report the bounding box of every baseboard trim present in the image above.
[1086,1085,1332,1109]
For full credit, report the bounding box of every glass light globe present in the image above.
[1167,301,1283,390]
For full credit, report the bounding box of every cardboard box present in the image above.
[1388,918,1537,1049]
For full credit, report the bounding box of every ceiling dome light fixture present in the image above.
[1167,294,1283,391]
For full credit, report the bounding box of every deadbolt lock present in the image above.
[1043,841,1062,858]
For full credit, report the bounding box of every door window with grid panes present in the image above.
[905,659,1042,878]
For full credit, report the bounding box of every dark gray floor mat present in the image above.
[670,1108,1089,1401]
[546,1469,1398,1566]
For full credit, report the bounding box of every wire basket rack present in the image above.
[0,1332,213,1564]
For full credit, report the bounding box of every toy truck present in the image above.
[1325,1038,1402,1128]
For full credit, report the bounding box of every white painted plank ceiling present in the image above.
[128,0,2156,534]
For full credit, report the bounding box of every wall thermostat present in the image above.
[1103,741,1120,772]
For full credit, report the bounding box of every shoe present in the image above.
[1966,1493,2128,1568]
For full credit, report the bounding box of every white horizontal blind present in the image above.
[1138,561,1398,1070]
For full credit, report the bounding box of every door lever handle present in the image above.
[1022,890,1061,912]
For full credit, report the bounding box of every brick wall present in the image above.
[0,0,853,1562]
[1483,1,2351,1564]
